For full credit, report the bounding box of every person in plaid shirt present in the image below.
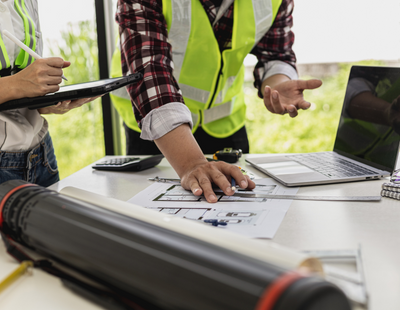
[116,0,322,202]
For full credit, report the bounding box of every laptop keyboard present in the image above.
[286,153,378,178]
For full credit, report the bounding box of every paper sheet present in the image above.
[127,178,299,239]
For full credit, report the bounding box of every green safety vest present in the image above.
[0,0,40,76]
[111,0,282,138]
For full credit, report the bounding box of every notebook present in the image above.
[246,65,400,186]
[0,73,142,111]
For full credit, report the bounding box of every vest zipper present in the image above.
[206,57,224,110]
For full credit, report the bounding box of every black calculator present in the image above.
[92,154,164,171]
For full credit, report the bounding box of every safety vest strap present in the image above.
[253,0,281,48]
[14,0,36,69]
[0,33,11,71]
[167,0,191,82]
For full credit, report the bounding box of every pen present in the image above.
[2,30,68,81]
[0,260,33,294]
[231,178,237,191]
[204,219,228,226]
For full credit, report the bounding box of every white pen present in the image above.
[2,29,68,81]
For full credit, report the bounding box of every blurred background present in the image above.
[38,0,400,179]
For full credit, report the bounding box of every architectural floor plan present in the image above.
[128,178,299,238]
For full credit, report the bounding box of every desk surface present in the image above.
[1,155,399,310]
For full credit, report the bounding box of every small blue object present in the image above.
[231,178,236,189]
[204,219,227,226]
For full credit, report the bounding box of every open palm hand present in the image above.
[264,79,322,118]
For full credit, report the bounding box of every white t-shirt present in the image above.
[0,0,47,151]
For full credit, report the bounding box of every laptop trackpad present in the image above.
[258,161,314,175]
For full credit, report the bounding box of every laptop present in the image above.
[246,65,400,186]
[0,73,142,111]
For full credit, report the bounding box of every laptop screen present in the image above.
[334,66,400,172]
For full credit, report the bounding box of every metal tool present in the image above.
[148,177,380,201]
[213,148,242,163]
[148,176,181,184]
[241,194,381,202]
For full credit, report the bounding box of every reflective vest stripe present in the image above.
[179,76,236,105]
[203,100,233,124]
[168,0,191,82]
[179,83,210,104]
[14,0,36,68]
[112,86,130,100]
[214,75,236,104]
[252,0,275,47]
[0,34,11,70]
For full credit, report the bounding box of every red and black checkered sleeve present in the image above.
[116,0,185,127]
[252,0,297,98]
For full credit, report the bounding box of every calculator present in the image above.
[92,154,164,171]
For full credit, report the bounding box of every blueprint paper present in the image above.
[127,178,299,239]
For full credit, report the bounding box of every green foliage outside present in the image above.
[44,21,105,179]
[44,21,386,179]
[245,60,385,154]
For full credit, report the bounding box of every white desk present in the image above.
[1,155,399,310]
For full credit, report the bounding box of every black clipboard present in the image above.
[0,72,142,111]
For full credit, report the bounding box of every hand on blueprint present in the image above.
[154,124,256,203]
[180,160,256,203]
[263,79,322,118]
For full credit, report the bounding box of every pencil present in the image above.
[0,261,33,294]
[2,30,68,81]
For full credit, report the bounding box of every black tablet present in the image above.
[0,72,142,111]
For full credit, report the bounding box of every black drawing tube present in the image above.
[0,180,351,310]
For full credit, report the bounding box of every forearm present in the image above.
[154,124,207,178]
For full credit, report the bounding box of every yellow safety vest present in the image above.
[111,0,282,138]
[0,0,39,76]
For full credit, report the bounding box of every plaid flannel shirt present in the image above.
[116,0,297,140]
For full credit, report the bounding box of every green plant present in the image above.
[44,21,105,179]
[245,60,386,154]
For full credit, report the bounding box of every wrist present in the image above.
[0,75,21,104]
[262,74,290,92]
[154,124,207,178]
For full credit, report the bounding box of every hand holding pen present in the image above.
[3,30,68,81]
[0,30,70,103]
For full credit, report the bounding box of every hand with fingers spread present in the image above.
[263,78,322,118]
[154,124,255,203]
[180,160,255,203]
[38,96,102,115]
